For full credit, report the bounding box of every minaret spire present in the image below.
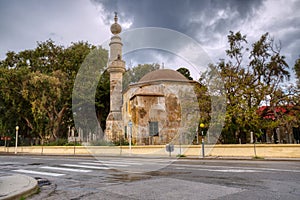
[105,13,126,142]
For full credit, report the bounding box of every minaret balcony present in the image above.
[108,59,125,73]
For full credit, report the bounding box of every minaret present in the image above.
[105,12,125,142]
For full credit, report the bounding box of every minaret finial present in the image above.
[110,12,121,35]
[114,12,118,23]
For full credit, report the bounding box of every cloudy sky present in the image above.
[1,0,300,81]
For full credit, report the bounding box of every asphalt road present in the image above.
[1,155,299,199]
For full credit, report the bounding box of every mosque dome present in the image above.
[138,69,189,83]
[110,12,122,35]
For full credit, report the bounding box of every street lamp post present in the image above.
[196,127,199,144]
[200,123,205,158]
[15,126,19,154]
[179,131,182,156]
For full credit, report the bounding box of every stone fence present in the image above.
[1,144,300,158]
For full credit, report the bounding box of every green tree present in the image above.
[72,46,108,140]
[292,57,300,133]
[21,70,68,142]
[123,63,160,90]
[0,40,103,143]
[95,69,110,131]
[0,67,32,141]
[214,31,290,143]
[177,67,193,80]
[294,57,300,86]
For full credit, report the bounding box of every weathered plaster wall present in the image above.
[122,81,200,145]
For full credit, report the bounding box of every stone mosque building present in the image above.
[104,13,200,145]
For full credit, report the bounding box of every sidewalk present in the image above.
[0,174,38,200]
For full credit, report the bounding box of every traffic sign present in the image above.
[1,136,11,140]
[166,144,174,152]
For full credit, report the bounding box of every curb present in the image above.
[0,174,39,200]
[178,156,300,162]
[1,153,300,162]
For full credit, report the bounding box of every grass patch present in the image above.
[34,187,41,194]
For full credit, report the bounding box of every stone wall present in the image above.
[2,144,300,158]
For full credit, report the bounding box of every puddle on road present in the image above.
[28,162,43,166]
[145,171,189,176]
[109,170,190,182]
[109,173,151,182]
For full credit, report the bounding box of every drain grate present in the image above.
[35,177,51,186]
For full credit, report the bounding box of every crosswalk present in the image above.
[13,169,65,177]
[40,166,92,173]
[10,158,289,178]
[11,158,174,177]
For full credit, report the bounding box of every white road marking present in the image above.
[173,164,300,173]
[116,159,176,163]
[208,169,263,173]
[0,162,23,165]
[95,161,142,165]
[96,159,173,165]
[13,169,65,177]
[79,162,129,167]
[175,167,263,173]
[175,167,186,170]
[40,166,92,173]
[60,164,110,170]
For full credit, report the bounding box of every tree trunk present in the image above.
[52,105,68,139]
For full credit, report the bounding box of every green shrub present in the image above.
[44,138,68,146]
[89,140,114,146]
[65,141,81,146]
[113,138,130,146]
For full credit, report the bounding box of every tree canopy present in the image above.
[294,57,300,86]
[0,40,108,144]
[207,31,296,143]
[123,63,160,90]
[177,67,193,80]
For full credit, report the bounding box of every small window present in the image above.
[149,122,159,136]
[124,126,127,139]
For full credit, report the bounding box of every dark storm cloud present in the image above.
[1,0,299,81]
[95,0,264,40]
[92,0,266,67]
[94,0,300,81]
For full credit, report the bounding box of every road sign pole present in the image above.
[128,121,132,156]
[129,126,132,155]
[200,123,205,158]
[201,130,205,158]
